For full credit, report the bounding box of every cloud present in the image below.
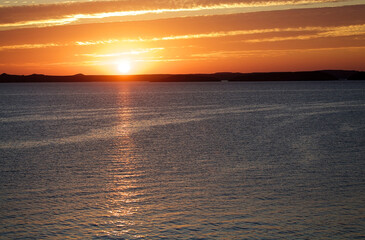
[72,24,365,44]
[245,24,365,42]
[75,39,120,46]
[0,43,61,51]
[77,48,164,58]
[191,46,365,58]
[0,0,346,29]
[3,22,360,51]
[1,4,362,46]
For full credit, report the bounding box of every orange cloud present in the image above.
[245,24,365,42]
[0,0,350,29]
[78,48,164,58]
[0,43,62,51]
[1,5,364,46]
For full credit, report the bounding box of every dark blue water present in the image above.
[1,81,364,239]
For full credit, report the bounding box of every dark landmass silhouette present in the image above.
[0,70,363,83]
[347,71,365,80]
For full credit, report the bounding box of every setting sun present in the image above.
[0,0,363,75]
[117,60,131,74]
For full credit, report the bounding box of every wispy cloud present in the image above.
[0,43,61,51]
[191,46,365,58]
[0,0,349,29]
[73,24,365,45]
[75,39,119,46]
[135,58,189,62]
[77,48,164,58]
[74,29,292,45]
[1,4,363,47]
[245,24,365,42]
[3,23,360,50]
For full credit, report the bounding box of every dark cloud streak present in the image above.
[0,0,339,24]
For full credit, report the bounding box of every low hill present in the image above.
[1,70,364,83]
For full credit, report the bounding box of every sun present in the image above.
[117,60,131,74]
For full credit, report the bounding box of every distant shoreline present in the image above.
[1,70,364,83]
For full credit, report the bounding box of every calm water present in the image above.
[0,81,364,239]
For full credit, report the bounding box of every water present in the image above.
[0,81,364,239]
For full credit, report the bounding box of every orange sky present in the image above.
[0,0,364,75]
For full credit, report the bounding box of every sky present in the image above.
[0,0,364,75]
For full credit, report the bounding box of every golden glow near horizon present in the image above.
[0,0,364,74]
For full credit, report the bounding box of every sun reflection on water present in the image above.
[103,84,146,238]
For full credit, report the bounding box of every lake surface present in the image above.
[0,81,364,239]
